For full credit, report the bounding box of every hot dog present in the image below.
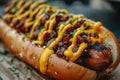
[0,0,120,80]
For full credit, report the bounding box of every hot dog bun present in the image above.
[0,0,120,80]
[0,19,97,80]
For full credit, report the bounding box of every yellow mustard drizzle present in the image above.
[4,0,103,74]
[3,0,19,20]
[15,1,32,15]
[40,48,54,73]
[10,1,42,27]
[64,30,87,61]
[38,18,56,45]
[39,23,72,74]
[24,3,45,28]
[4,0,18,14]
[16,0,25,8]
[3,14,15,20]
[64,21,102,62]
[35,10,68,45]
[9,1,32,27]
[29,5,52,38]
[40,16,84,73]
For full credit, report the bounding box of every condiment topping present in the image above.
[3,0,112,74]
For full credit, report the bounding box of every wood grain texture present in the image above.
[0,42,53,80]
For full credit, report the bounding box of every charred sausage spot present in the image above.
[88,43,107,51]
[76,43,112,71]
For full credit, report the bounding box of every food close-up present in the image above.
[0,0,120,80]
